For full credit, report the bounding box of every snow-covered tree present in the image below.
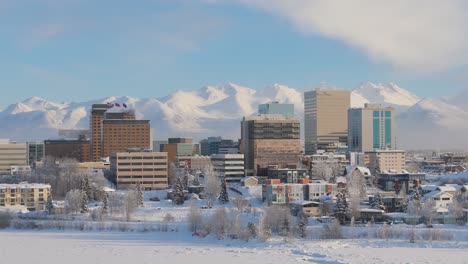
[203,165,221,207]
[333,192,349,224]
[297,211,308,239]
[182,170,189,190]
[218,179,229,204]
[80,177,89,213]
[103,193,109,211]
[247,221,257,239]
[82,175,93,201]
[370,193,386,212]
[135,181,144,207]
[45,193,53,214]
[173,177,185,205]
[188,202,203,233]
[192,174,201,186]
[209,207,228,239]
[64,189,82,214]
[347,169,365,219]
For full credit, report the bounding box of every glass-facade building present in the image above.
[348,104,396,152]
[258,102,294,116]
[26,141,44,165]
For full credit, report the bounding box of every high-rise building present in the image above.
[241,115,301,176]
[348,103,396,152]
[211,154,245,182]
[258,102,294,116]
[0,139,27,174]
[366,150,406,174]
[26,141,44,165]
[304,89,350,154]
[110,150,168,190]
[101,119,151,158]
[90,104,111,161]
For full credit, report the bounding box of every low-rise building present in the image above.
[378,172,425,193]
[267,167,308,183]
[262,182,338,205]
[0,183,51,211]
[110,150,168,190]
[366,150,406,174]
[424,191,453,208]
[211,154,245,182]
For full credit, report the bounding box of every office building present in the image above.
[348,103,396,152]
[26,141,44,165]
[304,89,350,154]
[58,129,91,140]
[90,104,111,161]
[211,154,245,182]
[153,140,168,152]
[0,139,27,174]
[44,136,91,162]
[366,150,406,174]
[200,137,239,156]
[168,137,193,144]
[110,150,168,190]
[241,115,301,176]
[0,183,51,211]
[101,119,151,158]
[258,102,294,116]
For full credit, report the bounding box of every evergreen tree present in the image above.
[333,192,349,224]
[371,192,386,211]
[297,211,308,238]
[173,177,185,205]
[247,221,257,238]
[80,177,89,213]
[103,193,109,211]
[192,175,201,186]
[83,175,93,201]
[136,181,144,207]
[218,179,229,204]
[45,193,53,214]
[183,171,189,190]
[413,188,422,201]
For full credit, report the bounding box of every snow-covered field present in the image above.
[1,230,467,264]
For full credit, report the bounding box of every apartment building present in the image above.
[110,151,168,190]
[0,183,51,211]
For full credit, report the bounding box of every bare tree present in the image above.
[347,169,365,219]
[209,207,228,239]
[188,202,203,233]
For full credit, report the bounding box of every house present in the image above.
[381,196,405,212]
[241,176,259,187]
[357,208,385,222]
[289,200,321,217]
[423,191,453,208]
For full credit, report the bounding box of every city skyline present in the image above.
[1,1,468,107]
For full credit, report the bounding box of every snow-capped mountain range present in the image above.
[1,82,467,150]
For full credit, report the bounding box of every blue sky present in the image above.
[1,0,468,108]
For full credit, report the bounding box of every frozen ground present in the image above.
[1,230,467,264]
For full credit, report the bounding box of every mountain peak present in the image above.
[353,82,420,106]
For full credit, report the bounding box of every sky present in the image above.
[1,0,468,108]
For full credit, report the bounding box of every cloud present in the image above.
[237,0,468,73]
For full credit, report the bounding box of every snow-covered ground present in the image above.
[1,230,467,264]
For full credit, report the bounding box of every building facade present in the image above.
[26,141,44,166]
[110,151,168,190]
[367,150,406,174]
[199,137,239,156]
[0,183,51,211]
[90,104,111,161]
[191,155,212,172]
[241,115,301,176]
[211,154,245,182]
[258,102,294,116]
[348,104,396,152]
[101,119,151,158]
[0,139,27,174]
[44,137,91,162]
[304,89,350,154]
